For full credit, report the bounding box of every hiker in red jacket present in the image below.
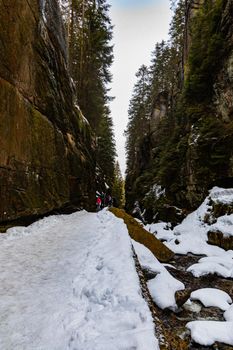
[96,196,102,212]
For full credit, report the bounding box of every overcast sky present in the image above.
[108,0,172,175]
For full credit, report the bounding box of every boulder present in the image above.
[208,230,233,250]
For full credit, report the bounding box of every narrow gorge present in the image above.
[1,1,233,349]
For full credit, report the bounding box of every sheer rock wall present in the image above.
[0,0,96,225]
[183,0,233,207]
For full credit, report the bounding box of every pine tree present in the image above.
[62,0,116,186]
[112,161,125,208]
[125,65,151,174]
[125,0,186,211]
[67,0,113,131]
[96,107,116,186]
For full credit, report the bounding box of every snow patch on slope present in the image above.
[186,321,233,346]
[146,187,233,257]
[187,251,233,278]
[132,240,184,311]
[190,288,232,311]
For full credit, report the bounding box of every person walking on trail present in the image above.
[132,201,146,225]
[105,193,112,207]
[96,196,102,212]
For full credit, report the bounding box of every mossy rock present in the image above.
[109,208,174,262]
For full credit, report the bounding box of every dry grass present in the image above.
[110,208,174,262]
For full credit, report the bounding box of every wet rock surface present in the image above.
[141,254,233,350]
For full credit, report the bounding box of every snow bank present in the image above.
[145,187,233,257]
[145,222,173,242]
[224,304,233,321]
[190,288,232,311]
[209,214,233,237]
[194,304,233,346]
[187,251,233,278]
[165,193,223,256]
[0,210,158,350]
[147,272,184,311]
[132,240,165,273]
[132,240,184,311]
[142,187,233,347]
[186,320,233,346]
[210,187,233,204]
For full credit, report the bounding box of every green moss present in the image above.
[110,207,174,262]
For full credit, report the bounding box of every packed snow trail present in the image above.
[0,210,158,350]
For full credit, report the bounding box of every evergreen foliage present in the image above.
[96,107,116,185]
[184,0,224,102]
[62,0,116,185]
[67,0,114,130]
[112,161,125,208]
[125,0,233,219]
[125,0,186,212]
[125,65,151,174]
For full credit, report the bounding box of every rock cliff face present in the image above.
[182,0,233,207]
[183,0,205,75]
[0,0,96,226]
[126,0,233,222]
[214,0,233,123]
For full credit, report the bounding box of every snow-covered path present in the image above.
[0,210,158,350]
